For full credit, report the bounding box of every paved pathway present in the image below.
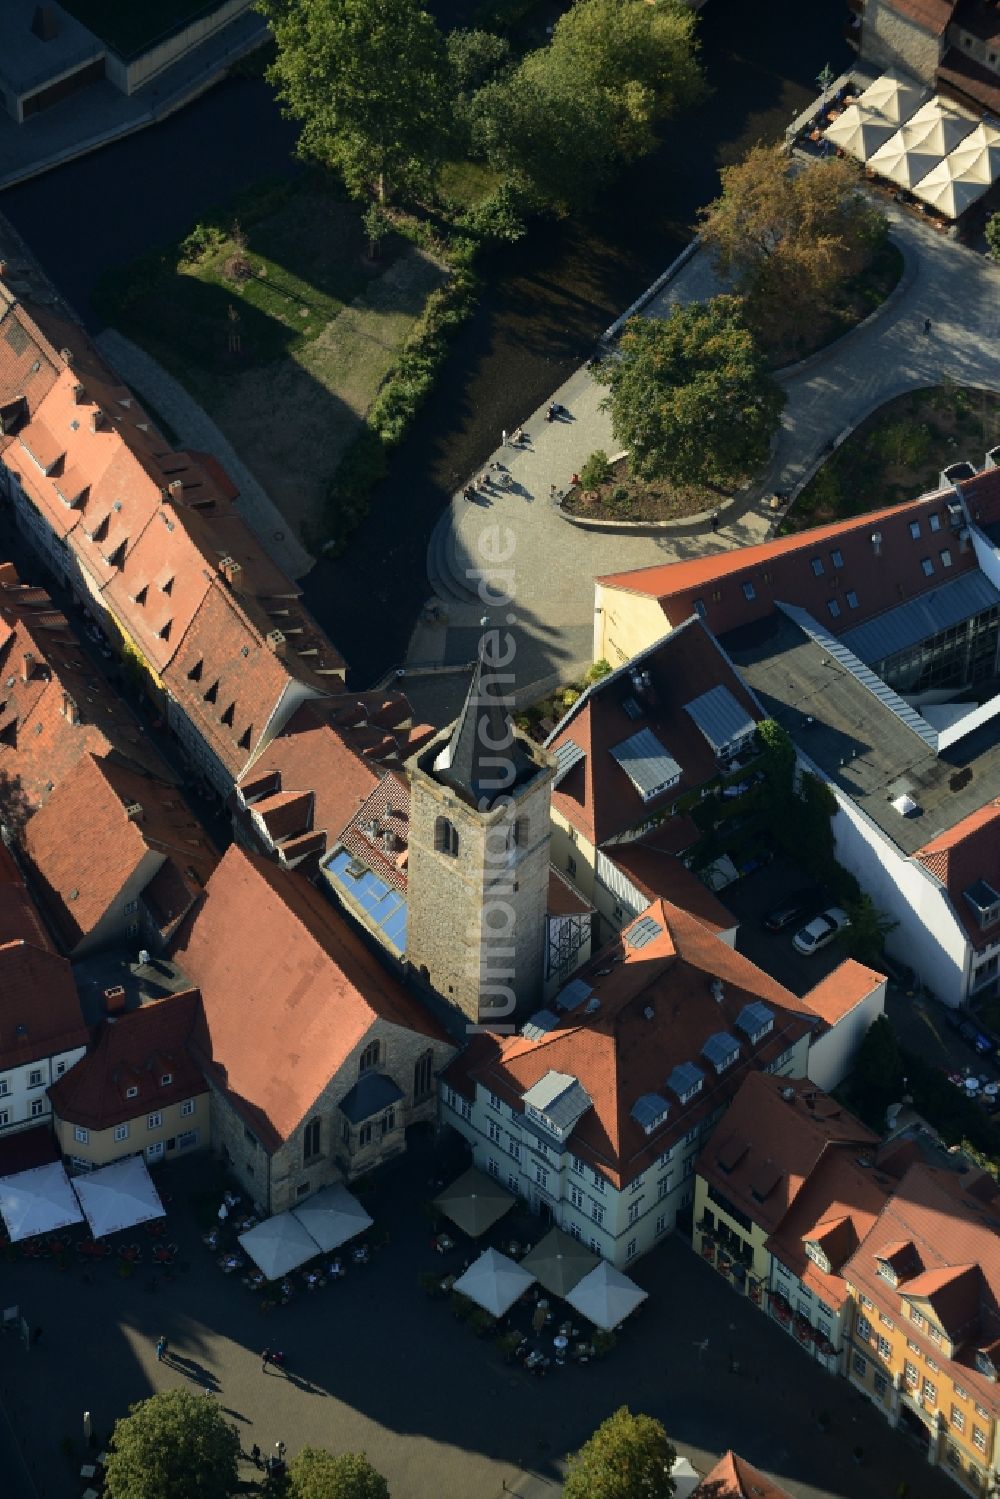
[421,212,1000,697]
[97,328,313,581]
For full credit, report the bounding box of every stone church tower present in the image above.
[405,634,553,1033]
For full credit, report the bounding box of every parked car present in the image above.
[762,888,823,933]
[959,1020,993,1055]
[792,907,850,956]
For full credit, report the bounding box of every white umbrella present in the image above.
[856,71,928,126]
[453,1248,535,1317]
[291,1183,372,1253]
[238,1211,321,1280]
[896,98,975,157]
[0,1162,84,1242]
[867,125,944,189]
[823,105,896,162]
[566,1260,648,1330]
[72,1155,165,1237]
[912,155,990,218]
[947,120,1000,180]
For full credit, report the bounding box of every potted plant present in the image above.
[496,1329,522,1363]
[592,1330,616,1359]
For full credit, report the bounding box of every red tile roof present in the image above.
[0,937,88,1069]
[23,752,217,951]
[547,866,593,916]
[766,1145,890,1310]
[843,1162,1000,1410]
[0,567,172,810]
[597,490,975,640]
[915,801,1000,950]
[694,1451,793,1499]
[883,0,957,33]
[698,1072,878,1236]
[443,899,818,1189]
[605,843,735,933]
[547,616,762,845]
[0,291,62,418]
[0,839,53,951]
[47,989,205,1131]
[801,960,886,1026]
[174,845,451,1151]
[337,772,412,893]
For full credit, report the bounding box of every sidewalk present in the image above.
[420,210,1000,700]
[0,13,268,192]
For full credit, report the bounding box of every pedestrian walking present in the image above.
[924,318,932,334]
[261,1347,272,1373]
[83,1411,92,1446]
[218,1201,228,1224]
[30,1327,42,1346]
[501,428,508,447]
[275,1440,287,1461]
[271,1349,286,1372]
[250,1443,262,1469]
[155,1335,168,1361]
[549,483,557,499]
[710,510,721,532]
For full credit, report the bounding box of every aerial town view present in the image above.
[5,0,1000,1496]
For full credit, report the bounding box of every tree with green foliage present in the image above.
[853,1015,904,1107]
[471,0,702,211]
[698,146,888,346]
[447,28,510,155]
[288,1447,390,1499]
[986,211,1000,263]
[260,0,452,203]
[845,893,898,968]
[597,297,784,486]
[104,1390,240,1499]
[563,1406,676,1499]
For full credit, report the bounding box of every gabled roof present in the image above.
[174,846,451,1152]
[545,616,763,845]
[0,566,172,810]
[694,1450,793,1499]
[46,989,205,1131]
[915,801,1000,950]
[596,489,975,641]
[0,938,88,1069]
[801,960,886,1026]
[767,1147,891,1309]
[23,753,217,951]
[697,1072,878,1236]
[602,843,735,933]
[881,0,956,35]
[444,899,817,1189]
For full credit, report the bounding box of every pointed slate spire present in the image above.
[432,619,535,810]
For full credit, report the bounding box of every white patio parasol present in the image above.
[856,71,928,126]
[912,154,991,218]
[822,104,897,162]
[72,1155,165,1237]
[291,1183,372,1252]
[238,1211,322,1280]
[867,124,945,189]
[565,1259,648,1330]
[895,98,976,157]
[947,120,1000,180]
[452,1248,536,1317]
[0,1162,84,1242]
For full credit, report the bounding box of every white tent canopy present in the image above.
[72,1155,165,1238]
[895,98,976,157]
[856,70,928,126]
[0,1162,84,1242]
[238,1211,321,1280]
[866,127,945,189]
[912,154,991,218]
[822,104,896,161]
[565,1260,648,1330]
[290,1184,372,1253]
[453,1248,536,1317]
[948,119,1000,179]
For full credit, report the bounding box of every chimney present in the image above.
[125,802,143,822]
[266,629,287,658]
[104,985,126,1016]
[62,691,79,724]
[167,479,184,499]
[72,382,85,405]
[21,651,34,683]
[89,409,104,433]
[219,556,242,588]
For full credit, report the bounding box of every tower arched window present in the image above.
[303,1117,321,1164]
[359,1040,380,1074]
[434,816,459,857]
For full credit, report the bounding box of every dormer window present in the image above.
[875,1259,898,1285]
[126,1085,138,1099]
[160,1073,172,1086]
[976,1350,997,1381]
[965,880,1000,932]
[804,1241,831,1273]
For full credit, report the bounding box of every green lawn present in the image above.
[61,0,220,55]
[784,384,1000,533]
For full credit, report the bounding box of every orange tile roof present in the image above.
[175,845,451,1151]
[0,567,173,810]
[337,772,411,893]
[801,960,886,1026]
[444,899,817,1189]
[694,1451,793,1499]
[884,0,956,33]
[597,490,976,641]
[0,839,53,951]
[0,937,88,1069]
[0,293,62,417]
[546,616,762,845]
[844,1162,1000,1409]
[23,752,217,951]
[47,989,205,1131]
[766,1145,891,1310]
[915,801,1000,950]
[698,1072,878,1234]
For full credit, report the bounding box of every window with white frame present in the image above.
[487,1119,502,1144]
[974,1426,987,1452]
[570,1185,584,1209]
[952,1407,965,1432]
[160,1073,172,1086]
[923,1379,937,1405]
[592,1171,606,1193]
[115,1124,129,1142]
[28,1068,42,1087]
[628,1201,641,1225]
[534,1164,548,1190]
[178,1130,198,1150]
[126,1085,139,1100]
[0,1111,9,1127]
[591,1203,605,1226]
[631,1174,644,1193]
[655,1214,668,1235]
[507,1173,519,1193]
[29,1099,44,1118]
[147,1112,162,1130]
[904,1361,918,1387]
[181,1099,195,1117]
[508,1137,521,1162]
[657,1176,671,1200]
[857,1315,872,1341]
[853,1353,867,1378]
[487,1158,500,1179]
[147,1141,164,1161]
[0,1079,9,1097]
[877,1336,891,1360]
[459,1099,472,1122]
[572,1155,585,1175]
[488,1092,501,1111]
[75,1126,89,1144]
[626,1238,637,1260]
